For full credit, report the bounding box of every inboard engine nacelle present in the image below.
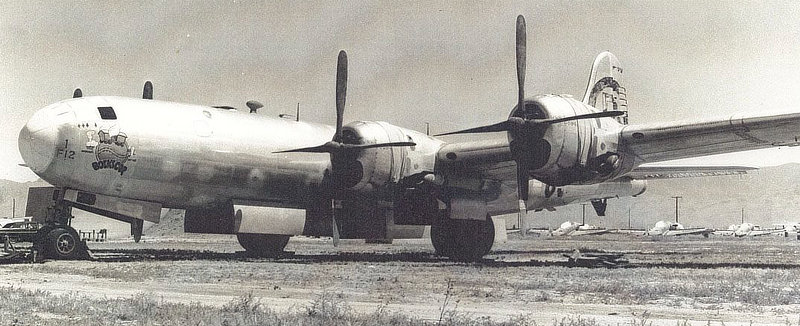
[332,121,441,193]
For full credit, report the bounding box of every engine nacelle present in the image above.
[333,121,442,194]
[510,94,633,186]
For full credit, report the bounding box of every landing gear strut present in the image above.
[32,196,88,260]
[431,215,495,262]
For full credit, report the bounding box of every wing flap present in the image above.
[621,110,800,163]
[626,165,756,179]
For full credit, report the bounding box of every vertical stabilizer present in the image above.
[583,52,628,124]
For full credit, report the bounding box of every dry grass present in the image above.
[0,286,541,326]
[4,236,800,324]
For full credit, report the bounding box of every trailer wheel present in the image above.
[44,227,81,260]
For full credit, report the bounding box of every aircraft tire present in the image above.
[237,233,289,257]
[430,218,455,257]
[431,216,495,262]
[42,227,83,260]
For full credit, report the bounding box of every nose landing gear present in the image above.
[35,225,87,260]
[30,193,90,260]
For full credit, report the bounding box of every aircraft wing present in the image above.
[624,165,756,180]
[664,228,713,236]
[748,229,786,237]
[713,229,735,236]
[436,138,758,181]
[621,110,800,164]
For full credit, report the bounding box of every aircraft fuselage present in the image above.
[19,96,644,215]
[19,96,334,208]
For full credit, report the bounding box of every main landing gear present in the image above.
[430,215,495,262]
[236,233,290,257]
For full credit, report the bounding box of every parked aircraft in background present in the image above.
[646,221,712,237]
[0,217,32,229]
[777,222,800,237]
[551,221,610,236]
[18,15,800,261]
[714,223,785,237]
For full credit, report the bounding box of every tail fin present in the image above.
[582,52,628,124]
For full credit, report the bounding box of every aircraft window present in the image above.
[98,107,117,120]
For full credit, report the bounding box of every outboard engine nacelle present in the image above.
[511,95,633,186]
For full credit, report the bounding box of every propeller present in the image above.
[274,51,416,154]
[143,81,153,100]
[276,50,416,246]
[73,88,82,98]
[435,15,624,236]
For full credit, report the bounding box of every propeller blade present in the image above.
[517,163,529,201]
[143,81,153,100]
[346,141,416,150]
[73,88,82,98]
[517,161,529,236]
[273,141,416,154]
[335,50,347,142]
[516,15,526,117]
[273,143,336,154]
[331,198,340,247]
[434,120,512,136]
[536,110,625,125]
[515,15,529,237]
[518,200,528,236]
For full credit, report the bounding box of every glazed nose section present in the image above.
[18,111,58,174]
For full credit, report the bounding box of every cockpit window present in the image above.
[98,107,117,120]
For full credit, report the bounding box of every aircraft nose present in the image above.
[18,111,58,174]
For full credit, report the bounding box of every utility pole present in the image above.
[581,203,588,225]
[628,206,631,229]
[671,196,682,223]
[425,122,430,136]
[11,198,15,218]
[741,207,745,224]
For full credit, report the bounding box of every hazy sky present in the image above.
[4,1,800,182]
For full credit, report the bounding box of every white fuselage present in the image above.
[19,96,334,208]
[19,96,646,214]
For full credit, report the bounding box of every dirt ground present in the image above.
[2,233,800,325]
